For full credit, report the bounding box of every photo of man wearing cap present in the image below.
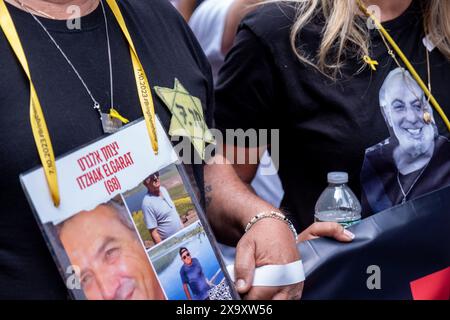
[142,172,184,244]
[179,247,211,300]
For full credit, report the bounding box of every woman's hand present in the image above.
[297,222,355,243]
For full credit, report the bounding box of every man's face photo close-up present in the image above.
[382,73,436,159]
[58,204,165,300]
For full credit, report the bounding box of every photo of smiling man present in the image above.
[361,67,450,215]
[57,200,166,300]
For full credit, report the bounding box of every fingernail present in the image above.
[344,229,355,240]
[236,279,246,289]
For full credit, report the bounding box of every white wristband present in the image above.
[226,260,305,287]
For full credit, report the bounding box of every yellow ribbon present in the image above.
[363,55,379,71]
[0,0,159,207]
[106,0,159,154]
[357,0,450,132]
[109,108,130,124]
[0,0,60,205]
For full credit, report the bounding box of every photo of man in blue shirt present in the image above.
[179,247,211,300]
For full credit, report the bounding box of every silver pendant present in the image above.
[101,113,123,134]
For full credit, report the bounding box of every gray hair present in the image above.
[108,200,136,232]
[379,68,414,110]
[379,67,438,137]
[57,200,135,236]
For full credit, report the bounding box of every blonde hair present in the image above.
[272,0,450,77]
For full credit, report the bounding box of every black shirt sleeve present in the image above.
[214,26,277,132]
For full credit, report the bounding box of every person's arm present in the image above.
[222,0,261,55]
[208,22,314,299]
[177,0,197,21]
[180,269,193,300]
[205,145,303,300]
[150,228,162,244]
[206,145,273,243]
[206,150,356,300]
[142,202,162,244]
[183,283,192,300]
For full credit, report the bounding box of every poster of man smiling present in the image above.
[361,67,450,215]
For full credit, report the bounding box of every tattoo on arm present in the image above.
[205,184,213,208]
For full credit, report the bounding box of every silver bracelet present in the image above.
[245,211,298,240]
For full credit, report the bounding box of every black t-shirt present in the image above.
[215,2,450,231]
[0,0,213,298]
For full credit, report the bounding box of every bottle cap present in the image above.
[328,172,348,184]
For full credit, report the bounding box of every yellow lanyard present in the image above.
[0,0,159,207]
[357,0,450,132]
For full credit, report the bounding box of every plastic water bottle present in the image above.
[314,172,362,228]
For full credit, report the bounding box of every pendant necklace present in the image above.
[16,0,128,133]
[396,161,430,204]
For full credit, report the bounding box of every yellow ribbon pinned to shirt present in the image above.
[357,0,450,132]
[0,0,159,206]
[363,55,379,71]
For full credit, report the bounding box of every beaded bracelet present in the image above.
[244,211,298,240]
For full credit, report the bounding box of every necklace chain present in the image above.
[376,26,432,106]
[12,0,55,19]
[397,161,430,204]
[16,0,114,120]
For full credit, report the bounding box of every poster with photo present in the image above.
[148,221,232,300]
[122,163,199,250]
[20,119,236,300]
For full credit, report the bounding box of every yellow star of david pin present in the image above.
[154,79,215,160]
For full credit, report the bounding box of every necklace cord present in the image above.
[397,160,430,203]
[18,0,119,121]
[17,0,103,116]
[0,0,159,207]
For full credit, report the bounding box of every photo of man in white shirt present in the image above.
[142,172,183,244]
